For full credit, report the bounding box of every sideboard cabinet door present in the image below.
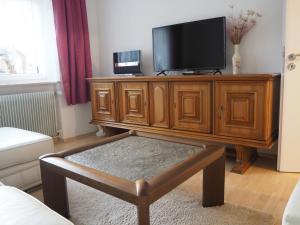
[149,82,169,128]
[170,82,212,133]
[119,82,149,125]
[215,81,267,140]
[91,82,116,122]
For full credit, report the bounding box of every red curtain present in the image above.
[52,0,92,105]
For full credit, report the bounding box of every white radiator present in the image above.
[0,91,58,137]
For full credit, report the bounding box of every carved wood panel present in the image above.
[226,93,255,127]
[91,82,116,122]
[149,82,169,128]
[170,82,212,133]
[119,82,149,125]
[215,81,266,140]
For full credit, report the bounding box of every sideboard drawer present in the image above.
[119,82,149,126]
[91,82,117,122]
[170,82,212,133]
[215,81,267,140]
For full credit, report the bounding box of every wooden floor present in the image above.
[54,133,300,225]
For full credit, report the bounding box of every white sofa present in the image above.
[0,127,54,190]
[0,182,73,225]
[283,180,300,225]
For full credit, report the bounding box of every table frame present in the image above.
[40,131,225,225]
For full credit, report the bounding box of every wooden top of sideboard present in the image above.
[88,74,280,82]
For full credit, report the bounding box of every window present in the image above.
[0,0,60,84]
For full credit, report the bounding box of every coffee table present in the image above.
[40,131,225,225]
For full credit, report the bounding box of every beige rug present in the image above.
[56,179,274,225]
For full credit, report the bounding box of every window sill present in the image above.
[0,74,60,87]
[0,80,60,87]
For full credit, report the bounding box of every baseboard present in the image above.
[54,132,97,144]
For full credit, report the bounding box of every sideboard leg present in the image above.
[96,125,106,137]
[231,145,258,174]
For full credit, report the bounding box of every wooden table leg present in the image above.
[202,153,225,207]
[136,179,150,225]
[231,145,258,174]
[137,203,150,225]
[40,161,70,218]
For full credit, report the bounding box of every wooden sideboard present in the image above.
[89,74,280,174]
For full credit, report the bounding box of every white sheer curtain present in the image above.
[0,0,60,84]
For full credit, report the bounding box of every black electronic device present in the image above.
[113,50,142,75]
[152,17,226,75]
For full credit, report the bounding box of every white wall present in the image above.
[56,90,96,139]
[89,0,283,76]
[86,0,102,75]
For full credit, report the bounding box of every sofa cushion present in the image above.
[0,186,73,225]
[283,180,300,225]
[0,127,54,170]
[0,160,41,190]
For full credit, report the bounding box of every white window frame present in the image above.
[0,0,60,86]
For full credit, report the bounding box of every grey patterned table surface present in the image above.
[66,136,205,181]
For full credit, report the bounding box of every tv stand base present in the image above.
[156,71,167,76]
[213,69,222,75]
[182,70,222,75]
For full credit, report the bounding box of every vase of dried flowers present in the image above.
[228,6,262,74]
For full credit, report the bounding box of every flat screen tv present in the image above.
[152,17,226,74]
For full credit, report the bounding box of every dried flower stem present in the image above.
[227,5,262,44]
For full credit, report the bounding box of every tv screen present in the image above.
[152,17,226,73]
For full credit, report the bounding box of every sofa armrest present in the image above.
[0,186,73,225]
[283,181,300,225]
